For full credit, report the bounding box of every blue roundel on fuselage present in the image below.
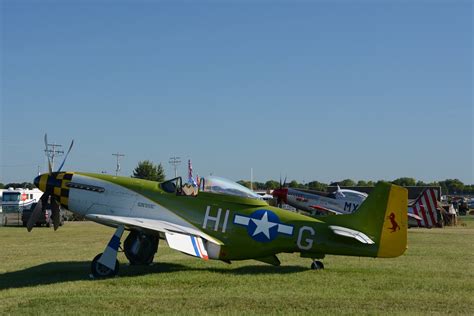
[246,209,281,242]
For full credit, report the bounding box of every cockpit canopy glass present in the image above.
[201,176,262,200]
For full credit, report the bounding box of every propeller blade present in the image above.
[44,134,52,174]
[283,176,287,188]
[51,198,61,230]
[57,139,74,172]
[27,195,45,232]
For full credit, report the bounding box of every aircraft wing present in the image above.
[329,225,375,244]
[309,205,341,215]
[85,214,224,246]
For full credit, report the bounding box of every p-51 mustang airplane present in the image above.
[28,137,408,278]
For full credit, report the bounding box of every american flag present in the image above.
[188,159,197,186]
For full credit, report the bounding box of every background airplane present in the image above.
[272,185,367,215]
[272,184,429,223]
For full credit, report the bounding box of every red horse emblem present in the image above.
[387,212,400,233]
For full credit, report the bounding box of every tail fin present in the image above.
[408,188,439,227]
[326,182,408,258]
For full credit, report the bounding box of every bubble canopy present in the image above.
[202,176,262,200]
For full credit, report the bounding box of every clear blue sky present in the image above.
[1,0,473,184]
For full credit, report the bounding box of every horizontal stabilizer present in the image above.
[329,225,375,244]
[165,232,209,260]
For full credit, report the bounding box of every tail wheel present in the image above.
[311,260,324,270]
[91,253,119,279]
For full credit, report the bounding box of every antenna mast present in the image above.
[168,156,181,178]
[112,153,125,176]
[44,141,64,171]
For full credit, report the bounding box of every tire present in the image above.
[91,253,119,279]
[124,231,158,265]
[311,261,324,270]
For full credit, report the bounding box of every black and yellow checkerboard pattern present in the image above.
[38,172,74,209]
[54,172,74,209]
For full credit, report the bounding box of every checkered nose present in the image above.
[28,171,74,231]
[34,173,61,194]
[34,175,41,189]
[34,173,52,192]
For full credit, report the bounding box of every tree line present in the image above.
[238,177,474,195]
[1,162,472,195]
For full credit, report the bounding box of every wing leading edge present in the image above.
[86,214,222,260]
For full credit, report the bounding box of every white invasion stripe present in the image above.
[421,195,433,227]
[277,224,293,235]
[234,215,250,226]
[426,189,438,224]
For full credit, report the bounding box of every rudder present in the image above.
[377,185,408,257]
[324,182,408,258]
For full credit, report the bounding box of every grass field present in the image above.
[1,217,473,315]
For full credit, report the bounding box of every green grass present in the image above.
[1,218,473,315]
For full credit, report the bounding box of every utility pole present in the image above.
[168,156,181,178]
[250,167,253,191]
[44,141,64,171]
[112,153,125,176]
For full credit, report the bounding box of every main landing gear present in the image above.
[311,260,324,270]
[90,225,124,279]
[90,227,160,279]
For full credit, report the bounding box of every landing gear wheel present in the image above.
[124,231,158,265]
[91,253,119,279]
[311,260,324,270]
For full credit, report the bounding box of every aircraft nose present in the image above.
[34,173,49,192]
[34,175,41,188]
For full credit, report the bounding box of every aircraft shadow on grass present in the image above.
[0,261,307,290]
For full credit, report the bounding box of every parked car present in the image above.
[22,203,65,227]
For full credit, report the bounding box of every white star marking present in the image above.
[251,211,277,239]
